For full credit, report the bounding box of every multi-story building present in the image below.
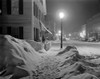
[86,13,100,41]
[0,0,51,41]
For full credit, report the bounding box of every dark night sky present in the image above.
[46,0,100,34]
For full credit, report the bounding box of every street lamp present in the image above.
[0,9,2,14]
[59,12,64,48]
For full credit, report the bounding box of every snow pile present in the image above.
[0,35,100,79]
[26,40,43,51]
[34,46,100,79]
[44,41,51,51]
[55,46,100,79]
[26,40,51,52]
[0,35,42,79]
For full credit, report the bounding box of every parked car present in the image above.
[88,37,96,42]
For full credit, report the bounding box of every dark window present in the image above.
[36,28,39,41]
[0,27,3,34]
[11,27,19,38]
[7,27,11,35]
[41,13,44,22]
[7,0,11,14]
[19,27,23,39]
[34,2,35,16]
[39,9,41,20]
[34,28,36,41]
[19,0,23,14]
[7,26,23,39]
[0,0,2,15]
[35,4,38,18]
[33,2,39,18]
[34,27,39,41]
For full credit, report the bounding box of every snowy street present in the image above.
[49,40,100,56]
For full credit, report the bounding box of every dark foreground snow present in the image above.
[0,35,100,79]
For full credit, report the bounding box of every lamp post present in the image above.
[59,12,64,48]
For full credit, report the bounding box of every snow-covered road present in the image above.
[49,40,100,56]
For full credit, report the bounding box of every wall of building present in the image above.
[33,0,48,42]
[0,0,48,41]
[0,0,33,39]
[86,13,100,40]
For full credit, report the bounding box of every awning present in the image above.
[40,21,52,34]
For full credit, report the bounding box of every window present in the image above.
[36,28,39,41]
[41,13,44,22]
[0,0,2,15]
[11,0,19,15]
[33,2,39,19]
[35,4,39,18]
[7,0,11,14]
[0,27,3,34]
[39,9,41,20]
[19,0,23,14]
[19,27,23,39]
[7,0,23,15]
[7,27,11,35]
[7,26,23,39]
[34,27,36,41]
[34,27,39,41]
[11,27,19,38]
[34,2,35,16]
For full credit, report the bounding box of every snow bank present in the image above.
[35,46,100,79]
[26,40,51,52]
[0,35,42,79]
[44,41,51,51]
[26,40,43,51]
[0,35,100,79]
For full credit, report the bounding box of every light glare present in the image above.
[59,12,64,19]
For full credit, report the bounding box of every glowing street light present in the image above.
[80,30,86,38]
[59,12,64,19]
[59,12,64,48]
[58,30,61,34]
[69,34,71,37]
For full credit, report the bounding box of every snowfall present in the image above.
[0,35,100,79]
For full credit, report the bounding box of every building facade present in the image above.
[86,13,100,41]
[0,0,50,41]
